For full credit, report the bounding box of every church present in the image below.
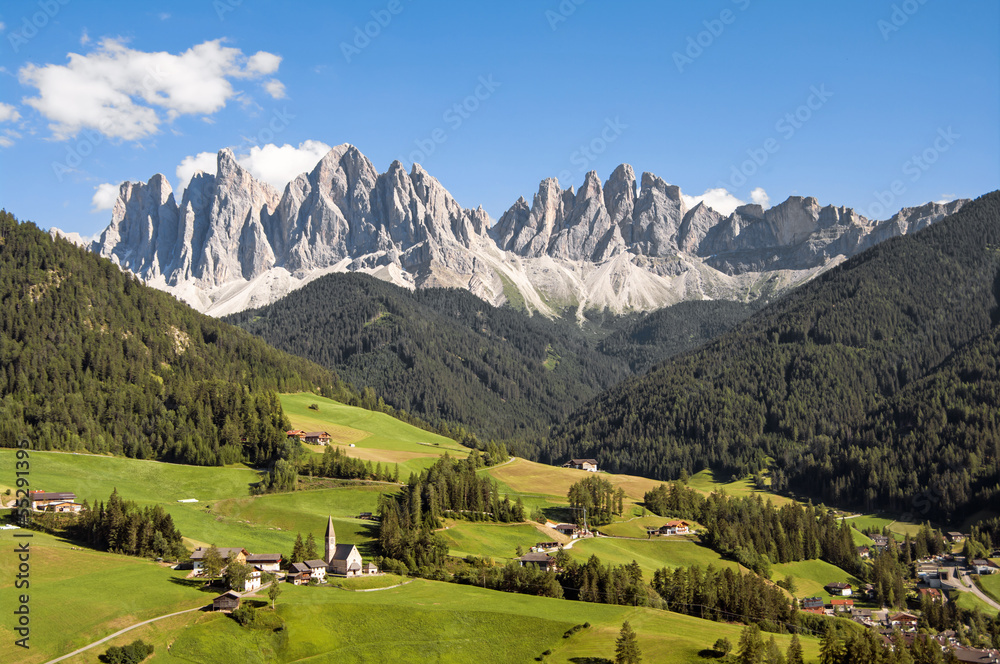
[324,515,379,577]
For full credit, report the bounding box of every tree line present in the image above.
[72,489,186,559]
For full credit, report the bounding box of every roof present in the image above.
[303,431,331,437]
[290,562,310,573]
[30,492,76,501]
[331,543,358,561]
[364,562,378,570]
[304,559,328,568]
[213,590,241,601]
[662,520,689,527]
[826,582,851,589]
[326,515,336,541]
[571,459,597,464]
[972,559,996,567]
[520,552,554,563]
[348,562,362,571]
[831,598,854,605]
[949,531,965,536]
[890,612,919,621]
[190,547,247,560]
[554,523,578,530]
[245,553,281,563]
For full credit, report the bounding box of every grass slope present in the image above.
[566,537,741,578]
[770,559,864,603]
[437,522,547,560]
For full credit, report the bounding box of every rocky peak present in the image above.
[604,164,636,228]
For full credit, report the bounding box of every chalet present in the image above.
[29,491,79,511]
[304,559,329,582]
[870,535,890,552]
[357,512,374,520]
[856,546,871,559]
[554,523,580,538]
[534,542,560,551]
[245,553,282,573]
[889,612,919,629]
[948,532,966,543]
[801,597,824,610]
[851,609,875,623]
[288,563,311,585]
[242,568,262,593]
[189,547,248,575]
[324,516,369,577]
[562,459,598,472]
[303,431,332,445]
[286,429,306,439]
[518,552,557,571]
[658,520,690,536]
[212,590,241,611]
[825,582,852,596]
[919,588,942,602]
[972,559,999,575]
[830,598,854,612]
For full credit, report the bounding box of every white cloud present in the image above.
[175,150,219,194]
[91,182,120,211]
[158,13,171,21]
[0,22,6,32]
[682,188,746,216]
[750,187,771,209]
[0,135,13,148]
[264,79,286,99]
[174,140,332,195]
[935,194,955,204]
[18,38,285,141]
[80,29,90,46]
[0,103,20,123]
[246,51,281,76]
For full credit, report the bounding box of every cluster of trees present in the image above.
[551,193,1000,520]
[644,481,860,577]
[376,455,524,570]
[254,458,299,494]
[453,557,563,598]
[560,555,657,607]
[289,533,319,563]
[72,489,186,559]
[652,564,794,631]
[723,625,805,664]
[103,640,154,664]
[567,475,625,527]
[298,445,400,483]
[0,210,336,467]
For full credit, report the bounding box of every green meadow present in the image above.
[566,537,741,577]
[68,579,822,664]
[438,522,548,560]
[770,559,863,603]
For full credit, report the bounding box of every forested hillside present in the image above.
[549,191,1000,520]
[227,274,757,442]
[0,210,338,465]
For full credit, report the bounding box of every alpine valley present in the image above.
[83,144,967,319]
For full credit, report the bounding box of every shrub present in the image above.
[103,639,154,664]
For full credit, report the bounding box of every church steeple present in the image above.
[324,515,336,564]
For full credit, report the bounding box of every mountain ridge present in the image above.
[90,144,968,318]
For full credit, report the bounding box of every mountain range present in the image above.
[85,144,967,318]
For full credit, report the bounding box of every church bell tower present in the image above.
[324,515,336,565]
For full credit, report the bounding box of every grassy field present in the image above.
[64,579,821,664]
[0,530,211,664]
[974,574,1000,607]
[770,559,863,603]
[566,537,741,577]
[847,514,924,540]
[951,587,999,615]
[686,469,797,506]
[486,457,662,504]
[279,392,470,476]
[438,522,549,560]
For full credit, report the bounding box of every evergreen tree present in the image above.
[737,624,764,664]
[786,634,804,664]
[304,533,318,560]
[291,533,305,563]
[202,545,224,579]
[614,620,641,664]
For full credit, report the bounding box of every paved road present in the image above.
[42,604,208,664]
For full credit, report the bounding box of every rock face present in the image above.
[91,144,969,318]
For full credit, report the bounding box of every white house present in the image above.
[246,553,282,573]
[242,568,262,592]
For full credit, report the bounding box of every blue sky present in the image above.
[0,0,997,238]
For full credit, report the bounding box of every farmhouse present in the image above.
[801,597,824,610]
[658,520,690,536]
[29,491,81,512]
[242,568,262,592]
[534,542,560,552]
[212,590,241,611]
[518,552,557,571]
[857,546,871,559]
[825,582,852,596]
[303,431,332,445]
[553,523,581,538]
[303,559,329,582]
[562,459,598,472]
[889,612,919,629]
[189,547,248,574]
[831,598,854,612]
[246,553,282,573]
[870,535,890,552]
[287,564,311,585]
[919,588,942,602]
[286,429,306,439]
[357,512,374,520]
[948,532,966,543]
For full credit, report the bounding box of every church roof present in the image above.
[331,543,358,561]
[326,515,335,539]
